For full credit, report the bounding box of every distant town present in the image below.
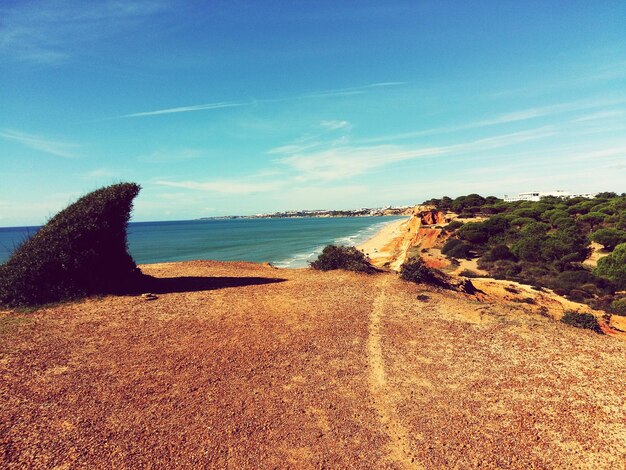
[199,206,413,220]
[199,190,602,220]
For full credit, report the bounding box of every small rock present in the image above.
[141,293,158,301]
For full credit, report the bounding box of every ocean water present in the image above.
[0,217,405,268]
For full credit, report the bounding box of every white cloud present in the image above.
[278,145,446,181]
[0,129,79,158]
[320,120,351,130]
[276,127,553,182]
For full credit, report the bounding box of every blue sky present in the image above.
[1,0,626,226]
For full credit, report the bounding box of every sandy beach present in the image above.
[356,217,410,268]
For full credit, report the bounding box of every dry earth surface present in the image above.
[1,260,625,468]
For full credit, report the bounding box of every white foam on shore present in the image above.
[273,219,397,268]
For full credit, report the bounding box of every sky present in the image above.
[1,0,626,226]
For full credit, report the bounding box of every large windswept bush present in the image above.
[0,183,142,308]
[310,245,376,273]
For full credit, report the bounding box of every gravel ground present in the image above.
[1,260,625,468]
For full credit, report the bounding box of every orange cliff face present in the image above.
[366,210,450,271]
[409,205,448,225]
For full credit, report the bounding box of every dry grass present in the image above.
[1,260,625,468]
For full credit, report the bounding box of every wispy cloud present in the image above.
[267,120,351,155]
[119,82,405,118]
[573,110,624,122]
[155,179,282,194]
[122,101,247,118]
[358,97,626,144]
[320,120,351,130]
[0,1,166,65]
[297,82,406,99]
[0,129,79,158]
[276,127,553,182]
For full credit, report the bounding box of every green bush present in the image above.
[441,238,463,254]
[551,270,603,294]
[483,244,516,261]
[579,212,607,231]
[609,298,626,316]
[0,183,142,308]
[560,311,602,333]
[589,228,626,251]
[457,222,488,244]
[399,258,449,287]
[512,237,543,262]
[310,245,375,273]
[594,243,626,289]
[443,220,464,232]
[509,217,536,228]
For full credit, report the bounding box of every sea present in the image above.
[0,217,405,268]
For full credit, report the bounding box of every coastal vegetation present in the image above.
[399,258,449,287]
[0,183,142,308]
[431,192,626,312]
[560,311,603,333]
[310,245,376,273]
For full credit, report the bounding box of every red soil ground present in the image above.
[1,261,625,468]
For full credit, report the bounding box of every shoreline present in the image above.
[356,217,410,269]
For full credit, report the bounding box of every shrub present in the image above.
[441,238,463,254]
[445,242,474,260]
[541,209,569,226]
[444,220,464,232]
[579,212,607,231]
[594,243,626,289]
[509,217,536,228]
[512,208,541,219]
[551,270,599,294]
[459,269,484,278]
[482,215,510,236]
[552,216,576,229]
[310,245,375,273]
[483,244,515,261]
[589,228,626,251]
[609,298,626,316]
[400,258,449,287]
[0,183,142,308]
[457,222,488,244]
[511,237,543,262]
[560,311,602,333]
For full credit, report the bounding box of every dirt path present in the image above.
[367,276,421,468]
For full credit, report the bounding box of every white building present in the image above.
[503,190,596,202]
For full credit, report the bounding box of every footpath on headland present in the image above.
[1,259,625,468]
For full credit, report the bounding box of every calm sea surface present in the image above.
[0,217,405,268]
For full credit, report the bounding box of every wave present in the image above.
[273,219,393,268]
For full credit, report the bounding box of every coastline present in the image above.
[356,217,410,269]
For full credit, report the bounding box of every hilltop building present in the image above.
[503,190,597,202]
